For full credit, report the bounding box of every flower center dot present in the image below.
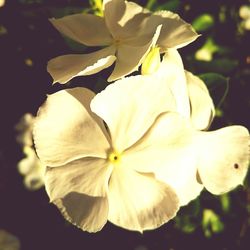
[108,151,121,165]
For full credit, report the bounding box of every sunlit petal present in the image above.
[186,71,215,130]
[47,46,116,84]
[108,167,179,232]
[34,87,110,167]
[157,49,190,118]
[50,13,112,46]
[124,112,203,206]
[103,0,149,40]
[91,74,176,152]
[196,126,249,195]
[103,0,125,39]
[144,11,199,50]
[54,193,109,233]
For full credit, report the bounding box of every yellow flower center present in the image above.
[108,151,121,165]
[114,39,121,47]
[141,46,161,75]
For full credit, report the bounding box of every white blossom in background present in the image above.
[15,113,45,191]
[17,146,45,191]
[0,230,20,250]
[47,0,199,84]
[0,0,5,8]
[33,52,249,232]
[15,113,34,147]
[239,5,250,30]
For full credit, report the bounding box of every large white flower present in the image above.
[34,52,249,232]
[47,0,199,84]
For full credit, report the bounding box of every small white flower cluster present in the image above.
[16,113,44,191]
[33,0,249,232]
[239,5,250,30]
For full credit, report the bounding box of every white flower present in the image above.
[16,113,45,190]
[47,0,199,84]
[239,5,250,30]
[0,0,5,8]
[15,113,35,147]
[34,52,249,232]
[17,146,45,191]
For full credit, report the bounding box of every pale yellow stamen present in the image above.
[141,46,161,75]
[108,151,121,165]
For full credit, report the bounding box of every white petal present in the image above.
[124,112,203,206]
[47,46,116,84]
[108,25,161,82]
[157,49,190,118]
[186,71,215,130]
[196,126,250,195]
[54,193,109,232]
[108,167,179,232]
[91,74,176,152]
[50,14,112,46]
[103,0,149,40]
[45,158,112,200]
[144,11,199,50]
[34,87,110,167]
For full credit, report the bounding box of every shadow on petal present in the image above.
[54,192,109,233]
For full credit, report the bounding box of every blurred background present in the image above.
[0,0,250,249]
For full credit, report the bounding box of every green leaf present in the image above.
[189,57,238,75]
[146,0,157,10]
[192,14,214,32]
[156,0,180,12]
[89,0,103,16]
[199,73,229,108]
[202,209,224,238]
[174,215,197,234]
[199,73,227,88]
[220,194,231,213]
[195,38,219,61]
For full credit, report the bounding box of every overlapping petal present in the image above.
[143,11,199,50]
[47,46,116,84]
[50,14,112,46]
[45,158,113,201]
[108,25,161,81]
[124,112,203,206]
[103,0,149,40]
[108,167,179,231]
[54,193,109,232]
[33,87,110,167]
[91,74,176,152]
[196,126,249,195]
[186,71,215,130]
[157,49,190,118]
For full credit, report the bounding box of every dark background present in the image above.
[0,0,250,249]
